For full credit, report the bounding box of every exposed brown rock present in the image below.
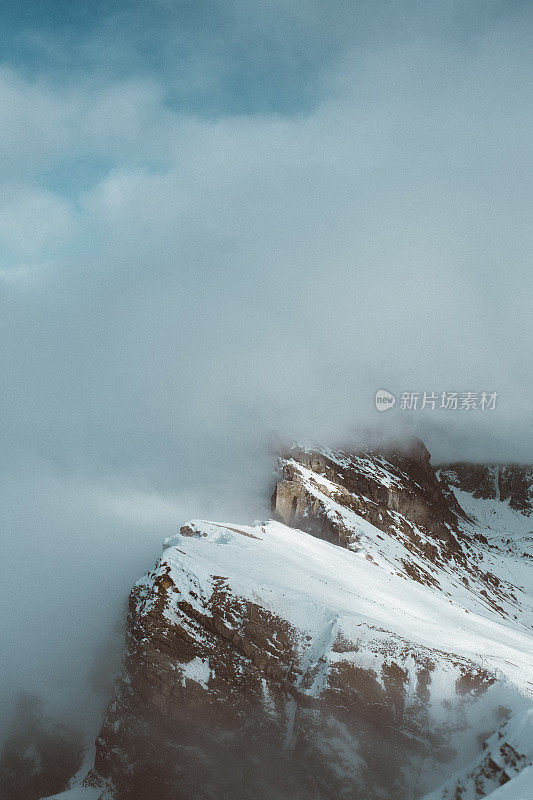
[440,463,533,515]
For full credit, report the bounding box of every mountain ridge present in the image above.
[25,440,532,800]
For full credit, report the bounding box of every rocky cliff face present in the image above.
[270,443,525,614]
[45,442,533,800]
[439,464,533,516]
[271,440,465,545]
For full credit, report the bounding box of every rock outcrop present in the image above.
[440,464,533,515]
[270,444,525,612]
[271,440,464,543]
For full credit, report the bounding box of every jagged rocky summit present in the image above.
[44,441,533,800]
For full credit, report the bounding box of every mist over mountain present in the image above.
[26,439,531,800]
[0,2,531,797]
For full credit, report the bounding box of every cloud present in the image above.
[0,185,75,262]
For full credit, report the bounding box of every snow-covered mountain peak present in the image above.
[40,441,532,800]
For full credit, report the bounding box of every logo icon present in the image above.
[375,389,396,412]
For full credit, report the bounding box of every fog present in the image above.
[0,0,531,755]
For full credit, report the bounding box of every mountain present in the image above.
[440,464,533,516]
[42,441,532,800]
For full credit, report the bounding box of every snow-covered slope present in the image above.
[149,518,531,696]
[43,442,532,800]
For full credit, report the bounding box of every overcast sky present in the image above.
[0,0,531,746]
